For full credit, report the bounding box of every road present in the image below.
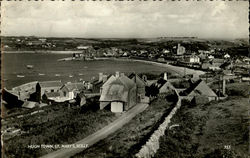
[40,103,149,158]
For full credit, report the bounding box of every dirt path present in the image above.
[40,103,148,158]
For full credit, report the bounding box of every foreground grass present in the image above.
[155,82,249,158]
[3,99,118,158]
[72,98,175,158]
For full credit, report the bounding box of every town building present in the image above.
[177,44,186,55]
[60,82,85,100]
[186,55,200,63]
[224,53,230,59]
[43,92,61,102]
[38,81,63,98]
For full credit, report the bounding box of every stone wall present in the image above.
[135,99,181,158]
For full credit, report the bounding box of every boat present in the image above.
[26,65,34,69]
[78,73,84,76]
[17,75,25,78]
[38,73,45,76]
[55,74,61,77]
[69,75,73,78]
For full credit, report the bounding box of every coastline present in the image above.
[2,51,83,54]
[95,57,205,76]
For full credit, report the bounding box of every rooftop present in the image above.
[39,81,63,88]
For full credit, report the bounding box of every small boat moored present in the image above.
[17,75,25,78]
[26,65,34,69]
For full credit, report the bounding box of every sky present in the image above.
[1,1,249,39]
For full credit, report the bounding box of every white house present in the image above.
[224,53,230,59]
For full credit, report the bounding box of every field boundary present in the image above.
[135,98,181,158]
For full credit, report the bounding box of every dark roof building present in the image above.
[129,73,146,100]
[180,79,217,104]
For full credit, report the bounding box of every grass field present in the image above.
[72,98,175,158]
[3,98,118,158]
[155,82,249,158]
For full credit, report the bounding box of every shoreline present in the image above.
[2,51,83,54]
[95,57,205,76]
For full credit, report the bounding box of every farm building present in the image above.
[129,73,146,101]
[100,75,116,93]
[11,81,39,101]
[148,78,175,97]
[146,72,176,97]
[99,73,137,113]
[38,81,63,97]
[60,82,85,100]
[180,79,217,104]
[92,73,110,93]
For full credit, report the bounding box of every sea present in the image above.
[2,53,168,89]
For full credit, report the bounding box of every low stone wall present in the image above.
[135,99,181,158]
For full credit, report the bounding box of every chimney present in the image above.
[115,71,120,78]
[192,73,200,81]
[99,72,103,82]
[164,72,168,81]
[102,75,108,83]
[222,78,226,95]
[142,75,147,82]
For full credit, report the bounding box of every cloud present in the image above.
[1,1,249,39]
[178,19,192,24]
[212,1,227,16]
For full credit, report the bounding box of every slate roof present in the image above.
[151,78,167,90]
[213,58,224,63]
[128,73,146,87]
[22,101,37,109]
[39,81,63,88]
[102,75,116,87]
[45,92,61,98]
[64,83,85,91]
[180,79,217,97]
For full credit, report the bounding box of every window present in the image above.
[51,89,54,92]
[64,91,67,97]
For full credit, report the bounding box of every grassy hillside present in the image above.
[3,98,118,158]
[155,82,249,158]
[73,98,175,158]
